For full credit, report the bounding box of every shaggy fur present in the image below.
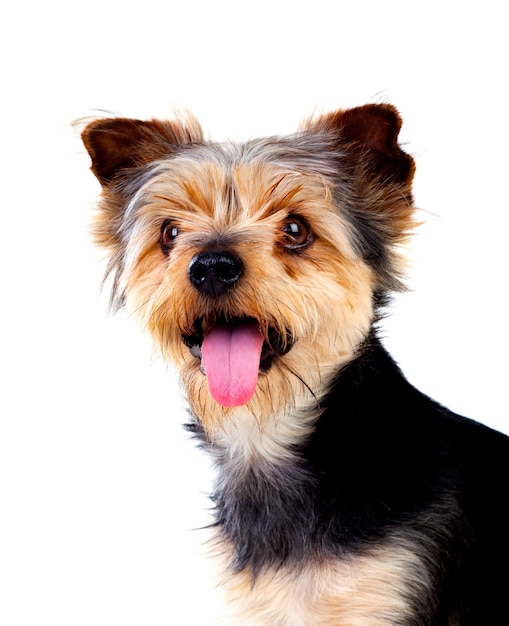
[82,104,508,625]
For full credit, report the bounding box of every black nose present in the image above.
[188,251,243,296]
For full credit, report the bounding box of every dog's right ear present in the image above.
[81,116,203,186]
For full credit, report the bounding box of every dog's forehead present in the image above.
[136,156,337,230]
[188,132,343,179]
[131,133,344,218]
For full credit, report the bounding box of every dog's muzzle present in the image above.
[183,250,295,406]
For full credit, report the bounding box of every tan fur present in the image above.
[220,537,432,625]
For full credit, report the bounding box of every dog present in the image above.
[81,104,508,625]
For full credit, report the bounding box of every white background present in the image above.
[1,1,508,624]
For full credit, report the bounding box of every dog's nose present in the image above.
[188,251,243,296]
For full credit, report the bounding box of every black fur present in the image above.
[191,333,509,625]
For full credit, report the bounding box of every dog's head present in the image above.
[82,105,415,432]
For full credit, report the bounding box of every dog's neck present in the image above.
[189,334,448,577]
[205,408,323,576]
[210,401,323,466]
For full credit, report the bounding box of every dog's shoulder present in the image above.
[303,335,509,535]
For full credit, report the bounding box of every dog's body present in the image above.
[82,104,508,625]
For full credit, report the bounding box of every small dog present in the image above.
[82,104,508,625]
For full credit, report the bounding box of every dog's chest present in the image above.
[220,541,430,626]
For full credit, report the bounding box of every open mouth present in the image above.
[182,317,294,371]
[181,317,294,407]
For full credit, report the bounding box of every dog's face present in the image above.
[82,105,415,433]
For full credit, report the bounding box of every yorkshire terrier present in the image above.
[82,104,508,625]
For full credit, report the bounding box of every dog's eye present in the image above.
[160,219,179,253]
[281,216,312,250]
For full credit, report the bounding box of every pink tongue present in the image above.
[201,322,264,407]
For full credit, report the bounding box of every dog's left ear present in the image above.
[81,116,203,186]
[305,104,415,185]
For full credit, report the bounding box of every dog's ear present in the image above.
[306,104,415,185]
[81,117,203,186]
